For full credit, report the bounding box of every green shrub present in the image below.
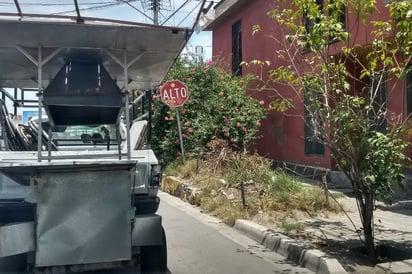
[151,60,266,165]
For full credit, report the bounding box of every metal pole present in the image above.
[13,0,22,16]
[47,127,52,162]
[73,0,84,23]
[176,109,185,163]
[116,127,121,160]
[13,88,17,115]
[37,46,43,162]
[153,0,159,25]
[123,50,131,160]
[147,90,152,147]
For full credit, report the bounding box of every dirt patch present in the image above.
[249,197,412,273]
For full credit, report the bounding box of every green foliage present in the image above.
[269,170,303,193]
[152,60,266,165]
[389,0,412,60]
[251,0,412,261]
[262,0,410,206]
[363,131,408,204]
[163,161,180,176]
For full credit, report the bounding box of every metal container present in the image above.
[43,59,124,126]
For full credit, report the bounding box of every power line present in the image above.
[0,0,215,27]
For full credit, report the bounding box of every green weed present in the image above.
[269,170,303,193]
[279,219,305,232]
[163,161,180,176]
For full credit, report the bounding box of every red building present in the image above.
[204,0,411,182]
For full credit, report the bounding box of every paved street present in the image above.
[158,191,313,274]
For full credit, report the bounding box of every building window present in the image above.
[407,67,412,116]
[304,112,325,156]
[304,120,325,155]
[232,20,242,76]
[303,78,325,156]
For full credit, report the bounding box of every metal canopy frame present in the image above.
[0,15,191,162]
[0,0,209,162]
[7,0,208,28]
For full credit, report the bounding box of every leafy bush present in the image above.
[152,60,266,165]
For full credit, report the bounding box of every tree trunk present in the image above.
[361,193,377,263]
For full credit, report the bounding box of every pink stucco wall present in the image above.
[210,0,409,169]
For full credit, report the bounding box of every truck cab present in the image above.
[0,12,191,273]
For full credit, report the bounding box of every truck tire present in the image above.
[140,227,167,274]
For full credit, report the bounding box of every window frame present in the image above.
[407,66,412,117]
[231,20,242,76]
[303,77,325,156]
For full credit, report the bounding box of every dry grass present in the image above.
[165,153,344,226]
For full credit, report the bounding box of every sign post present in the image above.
[160,80,189,163]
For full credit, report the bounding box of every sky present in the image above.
[0,0,217,59]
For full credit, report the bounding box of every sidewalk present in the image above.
[288,194,412,273]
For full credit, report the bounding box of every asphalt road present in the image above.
[158,191,313,274]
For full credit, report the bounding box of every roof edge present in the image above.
[203,0,250,30]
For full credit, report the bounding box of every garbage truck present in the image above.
[0,10,193,273]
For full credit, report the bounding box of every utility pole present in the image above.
[153,0,159,25]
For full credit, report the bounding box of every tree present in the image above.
[152,60,266,165]
[247,0,411,262]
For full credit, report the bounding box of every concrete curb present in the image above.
[234,219,347,274]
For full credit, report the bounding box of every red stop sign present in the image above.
[160,80,189,108]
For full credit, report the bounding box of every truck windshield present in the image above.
[52,125,118,147]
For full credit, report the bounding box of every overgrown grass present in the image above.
[200,195,247,226]
[269,170,302,193]
[164,153,343,227]
[177,159,198,179]
[163,161,180,176]
[224,154,273,186]
[279,219,305,232]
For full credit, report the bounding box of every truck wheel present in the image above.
[140,227,167,273]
